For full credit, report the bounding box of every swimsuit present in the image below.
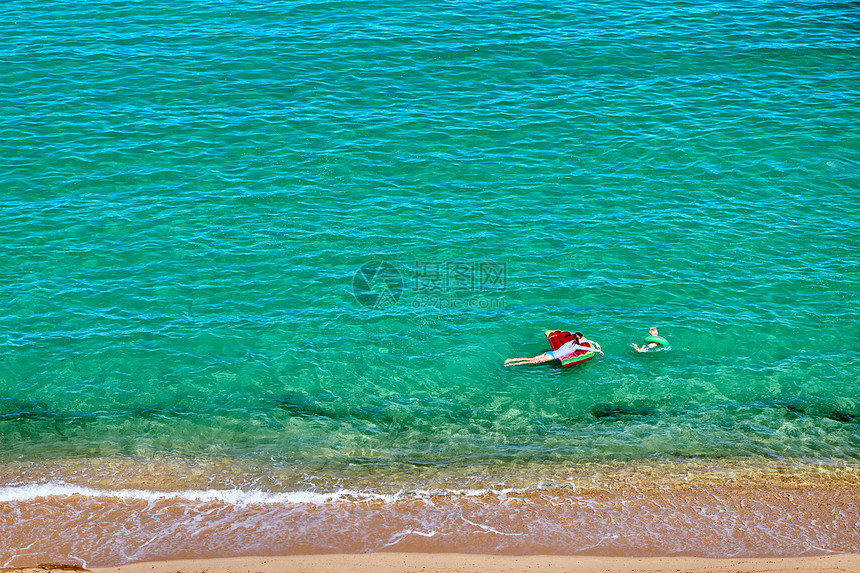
[550,341,592,359]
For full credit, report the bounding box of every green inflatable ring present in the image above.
[643,335,669,347]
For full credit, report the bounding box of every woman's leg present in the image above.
[504,353,555,367]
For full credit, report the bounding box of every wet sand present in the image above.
[3,464,860,566]
[15,553,851,573]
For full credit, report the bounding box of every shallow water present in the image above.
[2,459,859,565]
[1,0,859,566]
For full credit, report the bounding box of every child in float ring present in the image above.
[631,327,669,352]
[504,332,603,367]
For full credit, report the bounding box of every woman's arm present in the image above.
[580,338,603,354]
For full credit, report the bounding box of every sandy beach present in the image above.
[5,553,859,573]
[4,464,859,565]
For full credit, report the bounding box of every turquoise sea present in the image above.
[1,0,859,566]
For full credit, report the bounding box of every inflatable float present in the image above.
[544,330,599,367]
[641,335,669,351]
[643,335,669,347]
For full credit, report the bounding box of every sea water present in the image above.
[1,0,859,566]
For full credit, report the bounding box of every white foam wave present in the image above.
[0,483,398,505]
[0,483,531,506]
[460,515,522,536]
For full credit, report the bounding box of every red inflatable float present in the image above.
[544,330,599,367]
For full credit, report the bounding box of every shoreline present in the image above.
[76,553,860,573]
[3,463,859,565]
